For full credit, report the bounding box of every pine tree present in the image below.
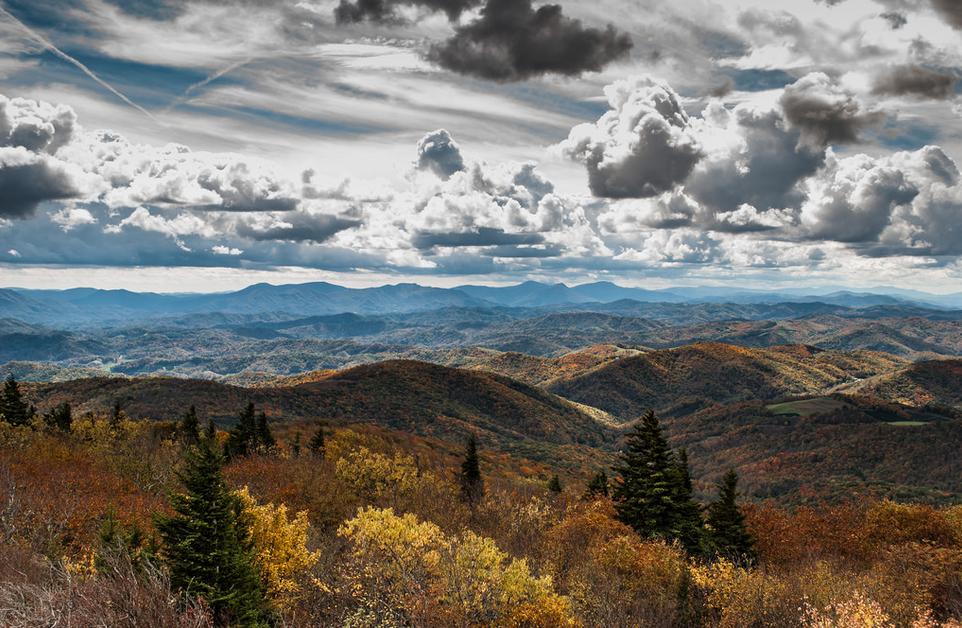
[547,474,563,493]
[706,469,756,565]
[180,405,200,445]
[205,419,217,442]
[0,374,31,426]
[672,448,706,555]
[109,401,125,432]
[225,402,257,459]
[156,433,271,625]
[290,433,301,458]
[307,425,325,458]
[256,411,275,452]
[43,401,72,432]
[584,471,609,499]
[459,434,484,507]
[612,410,679,541]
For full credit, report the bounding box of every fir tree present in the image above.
[205,419,217,442]
[672,448,706,555]
[459,434,484,507]
[307,425,325,458]
[43,401,72,432]
[256,411,275,451]
[0,374,31,426]
[156,433,271,625]
[706,469,756,565]
[584,471,609,499]
[547,474,563,493]
[612,410,679,541]
[225,402,257,459]
[180,405,200,445]
[109,401,125,432]
[290,433,301,458]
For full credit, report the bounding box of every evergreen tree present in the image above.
[43,401,72,432]
[672,448,706,555]
[0,374,31,426]
[307,425,325,458]
[109,401,125,432]
[180,405,200,445]
[547,474,563,493]
[706,469,756,565]
[290,433,301,458]
[584,471,609,499]
[205,419,217,442]
[459,434,484,507]
[612,410,679,541]
[156,433,271,625]
[225,402,257,459]
[256,411,275,451]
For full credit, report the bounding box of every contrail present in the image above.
[163,57,253,114]
[0,4,156,121]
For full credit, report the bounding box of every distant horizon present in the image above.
[3,268,961,299]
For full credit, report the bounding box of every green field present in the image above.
[766,397,849,417]
[885,421,929,427]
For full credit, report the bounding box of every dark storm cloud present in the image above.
[415,129,465,180]
[412,227,544,249]
[235,213,361,243]
[931,0,962,30]
[427,0,632,82]
[334,0,481,23]
[0,152,85,218]
[779,73,883,147]
[872,65,957,100]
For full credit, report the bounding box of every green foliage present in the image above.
[256,411,275,451]
[179,405,200,445]
[612,410,679,540]
[459,434,483,507]
[225,403,274,458]
[43,401,72,432]
[705,470,755,565]
[307,425,325,458]
[584,471,609,499]
[673,448,706,555]
[1,374,32,426]
[156,434,272,626]
[548,474,563,493]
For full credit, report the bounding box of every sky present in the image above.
[1,0,962,292]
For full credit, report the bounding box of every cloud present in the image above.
[930,0,962,30]
[334,0,481,23]
[415,129,465,179]
[558,77,702,198]
[800,151,919,243]
[50,205,97,231]
[779,72,883,148]
[879,11,908,29]
[0,147,97,218]
[427,0,632,81]
[0,95,77,154]
[234,212,361,242]
[872,64,957,100]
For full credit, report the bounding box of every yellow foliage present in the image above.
[62,547,98,580]
[235,486,320,606]
[335,447,433,502]
[338,506,576,626]
[802,590,894,628]
[690,559,788,627]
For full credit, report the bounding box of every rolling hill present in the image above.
[841,359,962,409]
[548,343,908,420]
[26,360,616,463]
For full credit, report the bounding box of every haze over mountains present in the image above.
[4,280,962,328]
